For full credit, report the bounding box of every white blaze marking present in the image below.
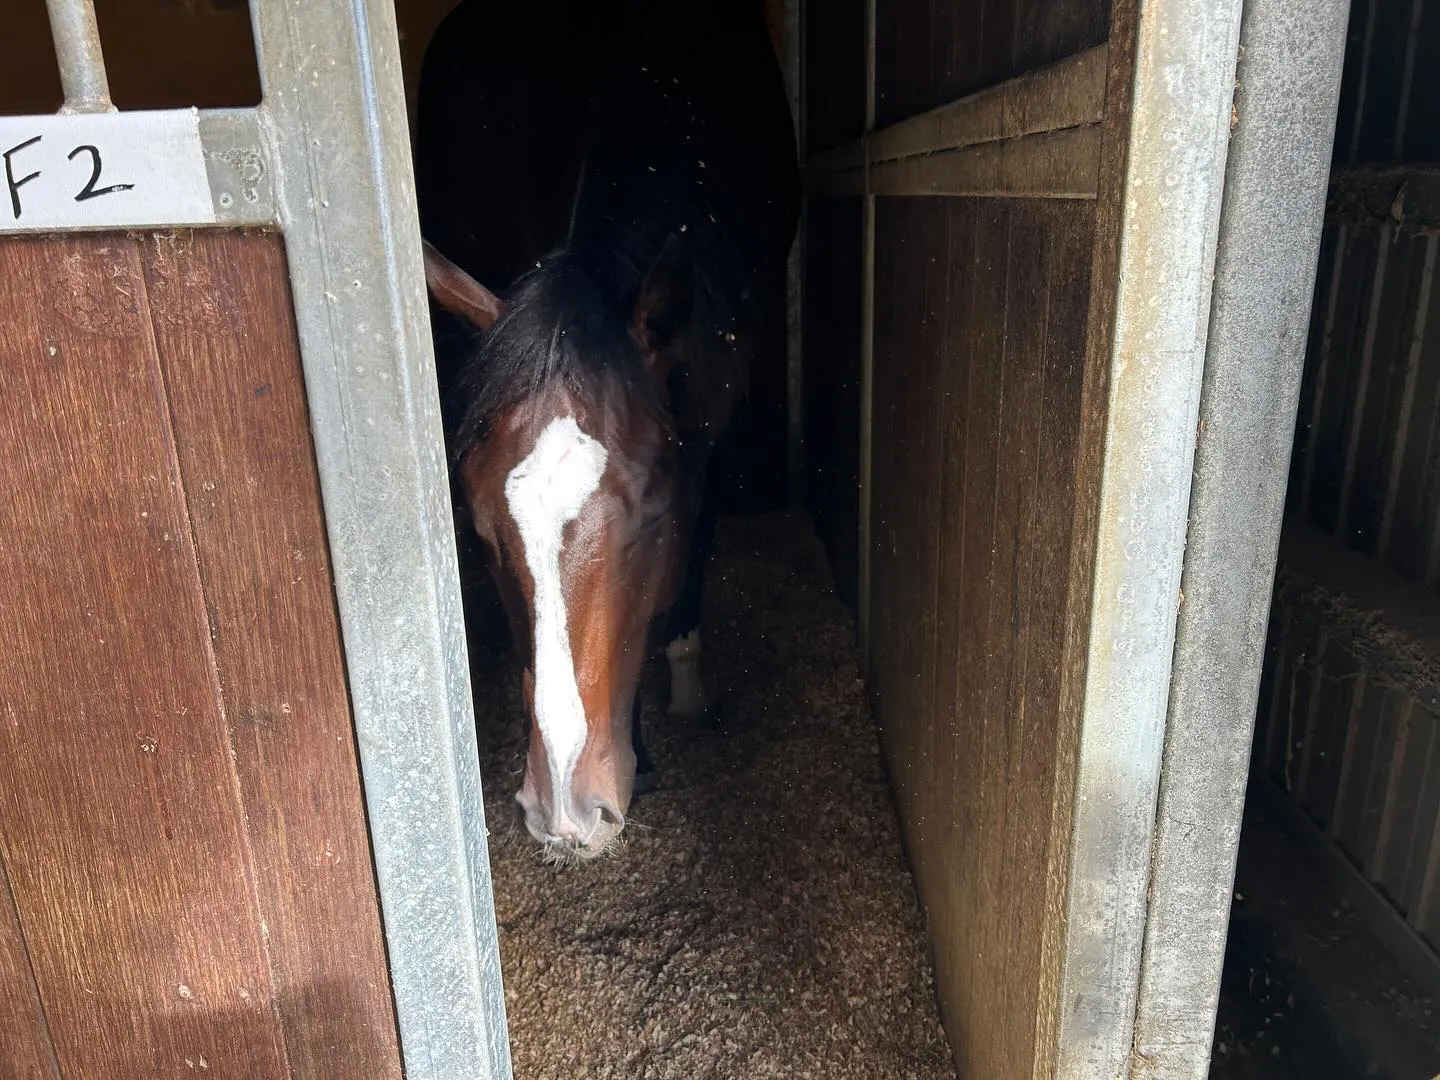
[505,416,608,821]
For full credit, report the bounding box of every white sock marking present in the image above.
[666,630,707,717]
[505,416,608,822]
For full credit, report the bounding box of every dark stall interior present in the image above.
[1214,1,1440,1076]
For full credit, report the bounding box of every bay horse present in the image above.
[414,0,800,857]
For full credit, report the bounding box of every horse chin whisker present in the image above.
[531,826,631,868]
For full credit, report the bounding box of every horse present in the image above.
[414,0,800,858]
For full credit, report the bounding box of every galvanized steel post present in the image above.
[1129,3,1351,1077]
[44,0,113,113]
[247,0,512,1077]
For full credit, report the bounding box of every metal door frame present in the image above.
[5,3,511,1078]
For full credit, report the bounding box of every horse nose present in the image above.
[548,814,588,845]
[577,792,625,830]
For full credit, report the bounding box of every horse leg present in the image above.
[631,693,658,796]
[664,488,717,721]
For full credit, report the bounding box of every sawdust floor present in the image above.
[471,511,957,1080]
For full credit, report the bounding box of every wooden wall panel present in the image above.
[140,231,404,1079]
[868,197,1095,1080]
[803,195,864,609]
[0,232,401,1078]
[0,234,293,1078]
[869,198,950,855]
[873,0,1109,129]
[0,863,57,1080]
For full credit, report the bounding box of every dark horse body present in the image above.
[415,0,799,855]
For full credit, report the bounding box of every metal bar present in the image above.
[1327,666,1370,841]
[44,0,113,113]
[1124,2,1351,1076]
[1372,699,1416,883]
[1052,0,1247,1073]
[1336,221,1392,537]
[247,1,511,1077]
[1378,234,1437,557]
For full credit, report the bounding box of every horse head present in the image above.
[423,239,696,858]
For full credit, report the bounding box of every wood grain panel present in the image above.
[924,201,977,1001]
[0,859,57,1080]
[869,198,935,805]
[140,230,404,1080]
[0,230,401,1077]
[976,205,1049,1073]
[868,197,1095,1080]
[0,234,292,1079]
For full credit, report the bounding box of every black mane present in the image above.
[448,249,646,456]
[418,0,798,465]
[448,197,748,461]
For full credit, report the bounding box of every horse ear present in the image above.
[632,233,694,361]
[422,240,504,332]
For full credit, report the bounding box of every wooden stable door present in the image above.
[803,1,1347,1078]
[0,230,403,1079]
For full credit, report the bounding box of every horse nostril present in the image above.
[596,802,624,828]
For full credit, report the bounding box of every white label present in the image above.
[0,109,216,233]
